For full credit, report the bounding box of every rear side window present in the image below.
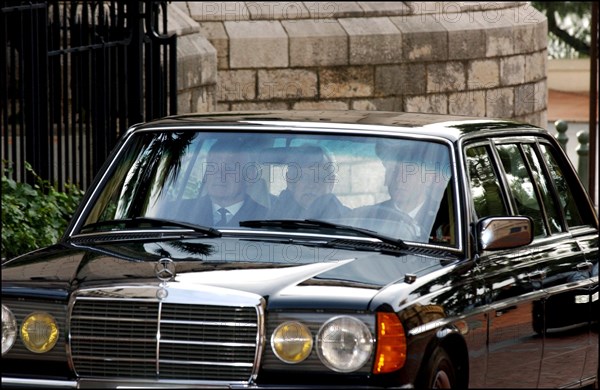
[466,138,594,241]
[539,144,585,228]
[522,144,562,234]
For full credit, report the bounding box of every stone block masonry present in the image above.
[169,1,548,127]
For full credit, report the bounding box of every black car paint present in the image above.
[2,235,453,386]
[3,237,444,307]
[7,231,595,387]
[2,111,598,388]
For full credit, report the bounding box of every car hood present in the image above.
[2,236,447,310]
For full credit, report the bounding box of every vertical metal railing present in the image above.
[0,1,177,191]
[553,119,591,192]
[1,1,49,185]
[589,2,598,205]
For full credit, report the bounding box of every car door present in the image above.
[465,143,544,388]
[532,142,599,387]
[494,140,595,388]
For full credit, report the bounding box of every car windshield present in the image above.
[79,131,455,246]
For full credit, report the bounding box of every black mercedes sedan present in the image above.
[2,111,598,388]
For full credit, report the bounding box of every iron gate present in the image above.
[1,1,177,190]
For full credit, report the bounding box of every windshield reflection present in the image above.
[81,132,455,246]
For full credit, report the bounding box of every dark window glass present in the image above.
[522,144,562,234]
[496,144,546,237]
[465,146,507,219]
[539,144,585,228]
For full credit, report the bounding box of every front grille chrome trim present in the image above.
[161,340,256,347]
[160,319,258,327]
[67,283,265,385]
[159,360,254,367]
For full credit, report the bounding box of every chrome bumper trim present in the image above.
[2,377,77,388]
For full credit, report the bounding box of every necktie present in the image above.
[217,207,229,225]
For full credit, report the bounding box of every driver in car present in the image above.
[350,143,448,241]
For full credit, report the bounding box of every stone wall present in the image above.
[168,2,548,126]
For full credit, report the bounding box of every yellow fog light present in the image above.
[20,312,59,353]
[271,321,313,363]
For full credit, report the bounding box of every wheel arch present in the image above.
[417,326,469,388]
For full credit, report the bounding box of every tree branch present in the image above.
[546,9,591,56]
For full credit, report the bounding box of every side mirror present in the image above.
[477,216,533,251]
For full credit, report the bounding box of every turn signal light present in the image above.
[373,312,406,374]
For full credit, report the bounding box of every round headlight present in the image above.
[2,305,17,355]
[20,312,59,353]
[316,316,373,372]
[271,321,313,363]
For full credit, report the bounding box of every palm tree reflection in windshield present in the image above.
[117,132,196,217]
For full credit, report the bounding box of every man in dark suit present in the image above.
[267,144,349,220]
[350,141,451,242]
[193,139,268,227]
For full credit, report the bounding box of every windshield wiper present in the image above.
[239,219,407,251]
[80,217,222,237]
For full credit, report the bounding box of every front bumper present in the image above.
[2,376,414,389]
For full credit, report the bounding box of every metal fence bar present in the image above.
[589,1,598,204]
[0,1,177,191]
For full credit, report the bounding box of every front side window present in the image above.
[79,132,456,246]
[496,144,547,237]
[465,145,508,220]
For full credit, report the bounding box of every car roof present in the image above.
[131,110,546,142]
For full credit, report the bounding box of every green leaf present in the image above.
[1,161,85,260]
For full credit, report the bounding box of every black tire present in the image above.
[417,348,457,389]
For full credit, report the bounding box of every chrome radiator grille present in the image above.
[70,298,259,382]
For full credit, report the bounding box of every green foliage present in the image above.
[532,2,592,59]
[1,162,84,260]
